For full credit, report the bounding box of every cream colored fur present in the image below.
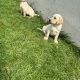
[38,14,63,43]
[20,0,39,17]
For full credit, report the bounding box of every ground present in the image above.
[0,0,80,80]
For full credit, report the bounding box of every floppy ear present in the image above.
[57,17,63,24]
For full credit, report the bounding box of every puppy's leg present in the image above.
[23,12,26,17]
[44,30,50,40]
[54,32,60,43]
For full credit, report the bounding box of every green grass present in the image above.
[0,0,80,80]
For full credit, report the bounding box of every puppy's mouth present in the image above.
[50,21,60,26]
[52,22,57,24]
[49,19,56,24]
[49,20,57,25]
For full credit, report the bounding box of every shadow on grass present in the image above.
[0,42,10,80]
[60,31,80,57]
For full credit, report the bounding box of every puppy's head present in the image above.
[49,14,63,25]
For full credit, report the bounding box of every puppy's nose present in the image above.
[49,19,51,22]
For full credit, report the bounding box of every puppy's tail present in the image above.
[37,28,42,31]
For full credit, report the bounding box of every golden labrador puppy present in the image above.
[38,14,63,43]
[20,0,39,17]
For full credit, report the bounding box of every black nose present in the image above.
[49,19,51,22]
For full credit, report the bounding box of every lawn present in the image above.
[0,0,80,80]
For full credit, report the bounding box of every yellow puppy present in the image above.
[38,14,63,43]
[20,0,39,17]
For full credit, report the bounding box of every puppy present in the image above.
[37,14,63,43]
[20,0,39,17]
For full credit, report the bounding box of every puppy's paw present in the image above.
[37,14,39,16]
[35,14,39,16]
[54,40,58,44]
[44,37,48,40]
[23,13,26,17]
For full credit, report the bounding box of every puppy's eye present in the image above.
[54,17,56,19]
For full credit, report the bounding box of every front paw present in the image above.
[44,37,48,40]
[54,40,58,44]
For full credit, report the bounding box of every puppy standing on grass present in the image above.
[20,0,39,17]
[37,14,63,43]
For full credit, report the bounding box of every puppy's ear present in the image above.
[57,17,63,24]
